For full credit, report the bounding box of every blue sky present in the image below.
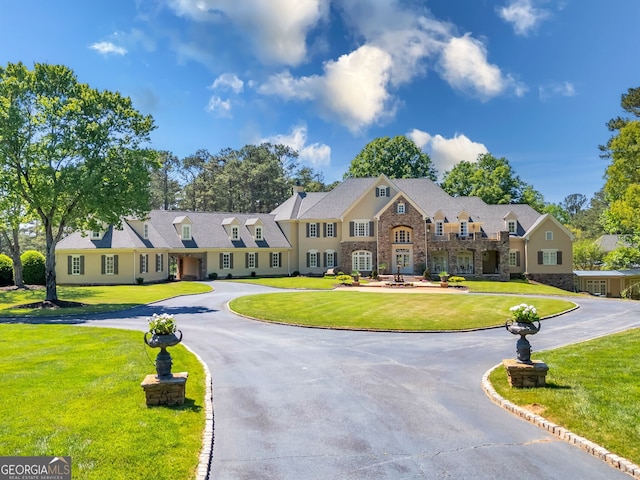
[1,0,638,204]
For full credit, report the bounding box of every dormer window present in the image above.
[231,226,239,240]
[255,226,263,240]
[90,231,101,240]
[182,224,191,241]
[376,186,390,197]
[143,223,149,239]
[460,221,468,237]
[507,220,517,234]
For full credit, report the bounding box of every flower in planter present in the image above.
[148,313,177,335]
[509,303,539,323]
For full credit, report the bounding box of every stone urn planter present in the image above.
[144,330,183,378]
[505,303,541,364]
[144,313,182,379]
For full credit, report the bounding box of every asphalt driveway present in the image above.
[77,282,640,479]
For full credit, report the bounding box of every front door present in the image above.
[393,247,413,274]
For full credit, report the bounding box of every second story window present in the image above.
[397,203,405,214]
[307,223,318,237]
[394,229,411,243]
[182,224,191,241]
[435,221,444,236]
[231,226,239,240]
[460,221,468,237]
[508,220,516,234]
[255,226,263,240]
[352,220,370,237]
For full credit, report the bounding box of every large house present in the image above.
[55,175,575,290]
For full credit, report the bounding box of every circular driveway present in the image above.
[81,282,640,479]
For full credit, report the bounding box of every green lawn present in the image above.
[0,282,212,316]
[489,328,640,466]
[228,276,347,290]
[0,324,205,480]
[229,291,575,330]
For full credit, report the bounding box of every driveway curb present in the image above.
[182,343,214,480]
[482,364,640,479]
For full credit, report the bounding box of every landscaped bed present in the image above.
[0,323,206,480]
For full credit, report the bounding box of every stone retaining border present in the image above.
[482,364,640,479]
[182,343,214,480]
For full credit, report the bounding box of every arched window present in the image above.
[352,250,372,272]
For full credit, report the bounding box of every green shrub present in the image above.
[208,272,218,280]
[20,250,46,285]
[449,276,466,285]
[622,282,640,300]
[337,274,353,285]
[0,254,13,287]
[136,277,144,285]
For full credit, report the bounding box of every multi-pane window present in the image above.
[231,226,239,240]
[156,254,163,272]
[140,254,149,273]
[325,251,335,268]
[542,250,558,265]
[353,221,370,237]
[143,223,149,239]
[509,251,518,267]
[182,224,192,241]
[247,253,256,269]
[352,250,372,271]
[72,255,82,275]
[105,255,115,275]
[222,253,231,269]
[308,223,318,237]
[394,229,411,243]
[308,250,319,268]
[378,186,388,197]
[586,280,606,296]
[460,221,468,237]
[255,226,263,240]
[326,223,335,237]
[508,221,516,234]
[397,203,405,214]
[545,231,553,241]
[435,221,444,236]
[271,252,280,268]
[90,231,101,239]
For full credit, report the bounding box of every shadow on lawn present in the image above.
[0,304,218,325]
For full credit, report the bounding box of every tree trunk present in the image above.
[10,227,24,288]
[44,225,58,302]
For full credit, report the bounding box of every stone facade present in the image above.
[525,273,575,291]
[341,240,377,274]
[377,196,426,275]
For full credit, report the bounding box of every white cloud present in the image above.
[261,124,331,167]
[206,96,232,118]
[259,45,394,133]
[498,0,551,36]
[408,129,488,176]
[167,0,329,66]
[210,73,244,93]
[538,81,576,101]
[89,42,127,56]
[437,34,526,100]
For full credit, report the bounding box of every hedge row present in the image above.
[0,250,46,286]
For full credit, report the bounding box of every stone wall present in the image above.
[340,240,377,274]
[525,273,575,292]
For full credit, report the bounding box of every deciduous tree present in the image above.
[345,136,437,180]
[0,62,156,301]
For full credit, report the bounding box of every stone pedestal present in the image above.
[503,359,548,388]
[141,372,188,406]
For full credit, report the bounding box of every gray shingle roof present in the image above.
[57,210,291,250]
